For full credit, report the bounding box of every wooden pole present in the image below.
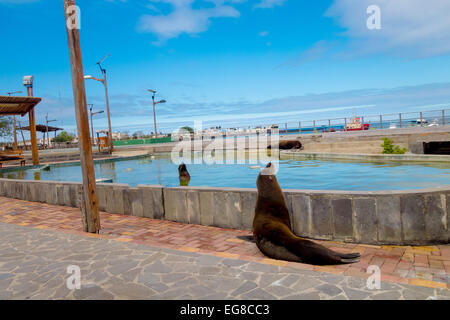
[27,86,39,165]
[64,0,100,233]
[13,116,17,149]
[46,114,50,148]
[102,71,114,153]
[18,121,27,150]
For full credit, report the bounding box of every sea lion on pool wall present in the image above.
[253,163,360,265]
[267,140,303,150]
[178,163,191,187]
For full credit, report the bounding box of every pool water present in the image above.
[2,154,450,191]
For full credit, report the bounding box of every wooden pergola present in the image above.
[19,124,63,147]
[0,96,41,165]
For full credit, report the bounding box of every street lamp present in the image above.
[84,54,113,154]
[88,104,104,144]
[45,113,57,148]
[148,89,167,138]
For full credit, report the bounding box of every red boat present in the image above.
[345,115,370,131]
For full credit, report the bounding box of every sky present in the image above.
[1,0,450,137]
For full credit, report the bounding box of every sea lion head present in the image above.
[257,163,282,198]
[178,163,187,174]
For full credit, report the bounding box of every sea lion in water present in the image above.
[178,163,191,187]
[253,163,360,265]
[267,140,302,150]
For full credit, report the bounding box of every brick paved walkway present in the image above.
[0,196,449,292]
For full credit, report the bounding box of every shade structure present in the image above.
[19,124,63,133]
[0,96,42,116]
[0,95,41,165]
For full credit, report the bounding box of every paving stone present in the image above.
[245,262,279,273]
[142,261,171,274]
[371,291,402,300]
[316,284,343,297]
[265,285,296,298]
[73,284,108,300]
[107,282,156,299]
[342,287,372,300]
[291,276,322,291]
[241,288,277,300]
[231,281,258,296]
[285,291,322,300]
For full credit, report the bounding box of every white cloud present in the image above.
[326,0,450,58]
[138,0,240,45]
[259,30,269,37]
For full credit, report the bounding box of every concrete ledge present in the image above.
[0,178,449,245]
[283,151,450,163]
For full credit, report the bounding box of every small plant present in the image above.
[381,138,408,154]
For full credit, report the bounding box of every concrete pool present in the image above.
[1,153,450,191]
[1,152,449,245]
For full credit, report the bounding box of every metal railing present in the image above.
[217,108,450,136]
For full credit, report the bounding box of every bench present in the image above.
[0,150,26,168]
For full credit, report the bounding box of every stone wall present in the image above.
[0,178,449,245]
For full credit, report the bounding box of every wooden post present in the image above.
[379,115,383,129]
[442,110,445,126]
[18,121,27,150]
[64,0,100,233]
[27,86,39,165]
[399,113,402,128]
[298,122,301,135]
[13,116,17,149]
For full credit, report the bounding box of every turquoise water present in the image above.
[1,154,450,191]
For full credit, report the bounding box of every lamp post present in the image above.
[45,113,57,148]
[147,89,166,138]
[7,91,22,149]
[89,104,104,145]
[23,75,39,165]
[84,54,113,154]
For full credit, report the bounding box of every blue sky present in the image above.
[1,0,450,136]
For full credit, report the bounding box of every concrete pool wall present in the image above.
[0,178,449,245]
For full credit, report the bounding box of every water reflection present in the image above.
[99,162,116,182]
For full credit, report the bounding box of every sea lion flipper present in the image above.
[259,225,360,265]
[338,252,361,263]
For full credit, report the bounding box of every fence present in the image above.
[113,136,172,146]
[215,109,450,136]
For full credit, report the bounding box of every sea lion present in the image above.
[253,163,360,265]
[267,140,302,150]
[178,163,191,187]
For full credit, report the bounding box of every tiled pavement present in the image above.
[2,222,450,300]
[0,196,450,298]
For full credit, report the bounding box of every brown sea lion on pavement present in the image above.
[267,140,302,150]
[253,163,360,265]
[178,163,191,187]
